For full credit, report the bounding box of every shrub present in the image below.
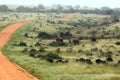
[46,52,62,59]
[56,48,61,53]
[59,31,72,38]
[37,32,54,39]
[45,52,62,63]
[85,59,93,64]
[95,59,101,64]
[106,51,113,57]
[24,33,29,37]
[39,47,45,52]
[106,57,113,62]
[30,53,35,57]
[78,49,82,53]
[46,58,54,63]
[118,60,120,64]
[19,41,27,46]
[37,54,45,59]
[79,58,86,62]
[49,41,68,47]
[29,49,37,57]
[22,48,28,53]
[91,37,97,42]
[34,42,41,46]
[115,42,120,45]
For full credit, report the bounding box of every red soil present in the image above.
[65,13,76,18]
[0,22,38,80]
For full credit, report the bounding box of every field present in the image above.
[1,12,120,80]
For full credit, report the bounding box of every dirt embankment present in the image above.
[0,21,38,80]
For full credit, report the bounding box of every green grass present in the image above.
[2,22,120,80]
[2,49,120,80]
[1,13,120,80]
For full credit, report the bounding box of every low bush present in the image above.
[49,41,68,47]
[34,42,41,46]
[45,52,62,59]
[106,57,113,62]
[39,47,45,52]
[91,37,97,42]
[22,48,28,53]
[46,58,54,63]
[37,32,56,39]
[115,42,120,45]
[19,41,27,46]
[106,51,113,57]
[29,49,38,57]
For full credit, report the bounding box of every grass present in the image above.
[2,23,120,80]
[1,13,120,80]
[2,49,120,80]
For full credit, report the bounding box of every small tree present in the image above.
[24,33,29,37]
[39,47,45,52]
[19,42,27,46]
[22,48,28,53]
[49,41,68,47]
[34,42,41,46]
[46,52,62,59]
[29,49,37,57]
[91,37,97,42]
[106,51,113,57]
[106,57,113,62]
[56,48,61,53]
[115,42,120,45]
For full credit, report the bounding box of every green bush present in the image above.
[106,51,113,57]
[115,42,120,45]
[22,48,28,53]
[46,58,54,63]
[45,52,62,59]
[106,57,113,61]
[34,42,41,46]
[91,37,97,42]
[29,49,38,57]
[19,41,27,46]
[49,41,68,47]
[37,32,54,39]
[37,52,62,63]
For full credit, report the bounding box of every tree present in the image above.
[0,5,9,12]
[105,9,114,15]
[19,42,27,46]
[101,6,111,10]
[106,51,113,57]
[58,6,63,11]
[16,6,25,12]
[83,6,89,9]
[91,37,97,42]
[110,15,119,23]
[74,5,80,9]
[38,4,44,9]
[16,6,32,12]
[24,33,29,37]
[57,4,63,11]
[37,32,52,39]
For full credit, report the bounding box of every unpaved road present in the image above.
[0,21,38,80]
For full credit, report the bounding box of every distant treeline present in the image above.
[0,4,120,16]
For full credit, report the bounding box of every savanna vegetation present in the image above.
[1,4,120,80]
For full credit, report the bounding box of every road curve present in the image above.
[0,21,38,80]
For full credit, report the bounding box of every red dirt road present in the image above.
[0,22,38,80]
